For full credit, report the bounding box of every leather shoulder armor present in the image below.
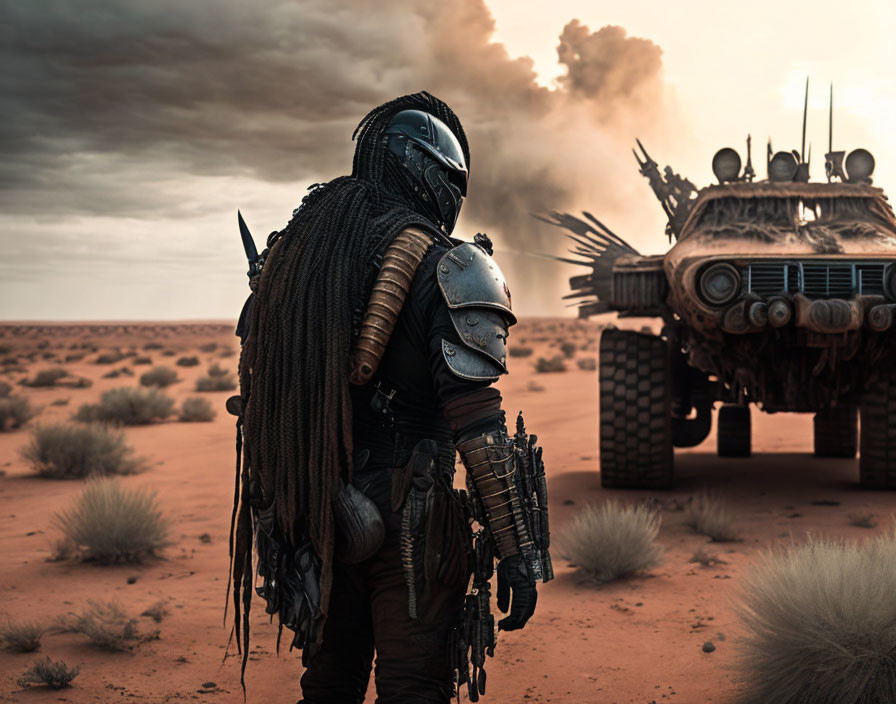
[437,242,516,381]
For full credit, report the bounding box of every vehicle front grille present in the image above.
[743,261,888,299]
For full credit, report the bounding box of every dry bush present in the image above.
[198,342,218,353]
[21,368,68,387]
[50,398,69,407]
[195,373,236,392]
[75,387,174,425]
[683,490,740,542]
[64,353,85,362]
[559,501,663,584]
[0,396,37,431]
[219,346,236,358]
[140,600,169,623]
[535,356,566,373]
[508,346,534,358]
[206,362,230,377]
[576,357,597,371]
[689,545,728,567]
[16,657,79,689]
[142,342,164,350]
[0,380,11,397]
[54,478,169,563]
[94,350,125,364]
[559,340,577,359]
[848,511,878,529]
[138,366,179,388]
[176,355,199,367]
[101,369,121,379]
[737,529,896,704]
[56,600,151,650]
[179,397,216,422]
[133,356,152,365]
[56,375,92,388]
[22,423,143,479]
[1,619,45,652]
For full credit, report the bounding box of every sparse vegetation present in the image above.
[22,423,143,479]
[195,365,236,392]
[559,501,663,584]
[576,357,596,371]
[176,355,199,367]
[219,346,236,358]
[141,600,169,623]
[16,657,79,689]
[139,366,179,388]
[199,342,218,353]
[94,350,125,365]
[690,545,728,567]
[0,380,11,397]
[101,369,121,379]
[683,490,740,542]
[21,368,68,388]
[142,342,164,351]
[56,375,92,388]
[847,511,877,529]
[75,387,174,425]
[737,529,896,704]
[64,353,85,362]
[54,477,169,563]
[179,397,216,422]
[133,356,152,365]
[509,346,534,358]
[535,355,566,373]
[56,600,152,650]
[0,395,37,431]
[560,340,577,359]
[1,619,45,652]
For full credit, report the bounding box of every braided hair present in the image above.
[229,92,469,684]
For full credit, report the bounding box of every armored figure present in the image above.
[228,93,551,703]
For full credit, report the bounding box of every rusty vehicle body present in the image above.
[549,131,896,489]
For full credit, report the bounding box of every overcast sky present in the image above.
[2,0,894,320]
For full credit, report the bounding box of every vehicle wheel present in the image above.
[860,367,896,489]
[598,329,673,488]
[717,405,751,457]
[814,406,858,458]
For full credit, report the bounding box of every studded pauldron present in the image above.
[437,242,516,382]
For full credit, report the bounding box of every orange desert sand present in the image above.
[1,319,894,704]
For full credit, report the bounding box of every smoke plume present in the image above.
[0,0,675,317]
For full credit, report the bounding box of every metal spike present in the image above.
[828,83,833,155]
[801,76,809,163]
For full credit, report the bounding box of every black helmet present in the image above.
[384,109,468,234]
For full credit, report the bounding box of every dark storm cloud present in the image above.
[0,0,673,312]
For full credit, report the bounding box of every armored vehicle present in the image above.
[549,98,896,489]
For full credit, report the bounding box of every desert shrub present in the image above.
[64,353,85,362]
[140,600,169,623]
[56,600,150,650]
[689,545,727,567]
[576,357,597,371]
[21,423,143,478]
[218,346,236,358]
[94,350,125,364]
[0,396,36,431]
[21,368,68,387]
[560,340,577,358]
[176,355,199,367]
[848,511,877,528]
[139,366,179,388]
[119,367,134,377]
[535,355,566,373]
[206,362,229,377]
[684,490,740,542]
[2,355,20,366]
[0,344,9,355]
[133,356,152,365]
[737,529,896,704]
[54,478,169,563]
[199,342,218,353]
[142,342,164,350]
[161,349,177,356]
[179,397,216,422]
[1,619,45,652]
[559,501,663,584]
[51,398,69,406]
[509,346,534,358]
[102,370,121,379]
[75,387,174,425]
[195,373,236,392]
[16,657,79,689]
[0,380,11,397]
[56,376,92,388]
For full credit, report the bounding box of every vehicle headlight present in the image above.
[699,263,741,306]
[886,264,896,301]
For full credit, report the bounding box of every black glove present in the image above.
[496,553,537,631]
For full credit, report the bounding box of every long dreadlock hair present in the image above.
[228,92,470,683]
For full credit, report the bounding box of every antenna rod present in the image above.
[828,83,833,154]
[801,76,809,163]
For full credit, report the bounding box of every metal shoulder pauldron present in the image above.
[437,242,516,381]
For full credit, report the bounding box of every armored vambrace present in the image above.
[457,415,553,583]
